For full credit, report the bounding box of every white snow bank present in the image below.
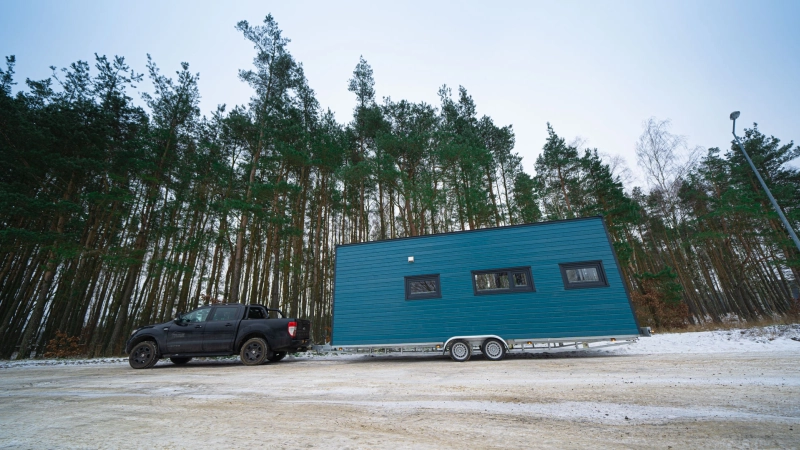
[2,325,798,369]
[0,357,129,369]
[598,324,800,355]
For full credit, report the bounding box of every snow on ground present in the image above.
[297,399,799,425]
[1,325,799,448]
[0,356,129,369]
[599,324,800,355]
[1,324,798,369]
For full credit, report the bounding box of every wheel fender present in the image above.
[443,335,508,350]
[128,335,160,356]
[236,332,269,353]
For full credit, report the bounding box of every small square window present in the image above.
[559,261,609,289]
[405,274,441,300]
[471,267,534,295]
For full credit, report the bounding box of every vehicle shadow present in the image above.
[150,358,242,369]
[331,350,635,364]
[148,356,316,369]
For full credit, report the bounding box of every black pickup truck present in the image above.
[124,303,311,369]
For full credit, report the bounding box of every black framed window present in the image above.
[246,306,267,320]
[471,266,534,295]
[180,308,210,323]
[209,306,240,321]
[559,260,609,289]
[405,274,441,300]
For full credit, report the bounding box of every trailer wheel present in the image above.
[240,337,269,366]
[449,340,471,362]
[481,338,506,361]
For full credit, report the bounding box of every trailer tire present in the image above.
[240,337,269,366]
[481,338,506,361]
[449,340,471,362]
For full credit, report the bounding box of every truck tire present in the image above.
[129,341,159,369]
[481,338,506,361]
[449,340,471,362]
[267,352,287,362]
[169,357,192,365]
[240,337,269,366]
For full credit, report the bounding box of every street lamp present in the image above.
[730,111,800,252]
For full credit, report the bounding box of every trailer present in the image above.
[331,216,647,362]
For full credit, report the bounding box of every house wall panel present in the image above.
[332,217,639,345]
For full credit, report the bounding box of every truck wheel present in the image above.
[267,352,287,362]
[481,338,506,361]
[240,337,269,366]
[129,341,159,369]
[449,340,471,362]
[169,357,192,365]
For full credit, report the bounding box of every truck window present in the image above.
[247,306,266,319]
[210,306,239,321]
[182,308,210,323]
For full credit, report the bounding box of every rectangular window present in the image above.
[247,306,267,320]
[210,306,240,322]
[405,274,441,300]
[181,308,211,323]
[471,266,534,295]
[559,261,609,289]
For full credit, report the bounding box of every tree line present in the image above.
[1,15,798,359]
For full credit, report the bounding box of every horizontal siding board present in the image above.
[335,239,613,267]
[332,217,639,345]
[336,233,612,260]
[333,305,636,321]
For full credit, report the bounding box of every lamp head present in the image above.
[730,111,740,121]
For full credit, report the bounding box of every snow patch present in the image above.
[597,325,800,355]
[291,399,798,424]
[1,325,798,369]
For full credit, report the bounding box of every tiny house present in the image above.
[331,216,644,361]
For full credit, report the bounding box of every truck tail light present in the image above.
[288,321,297,338]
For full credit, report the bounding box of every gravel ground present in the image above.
[1,345,799,449]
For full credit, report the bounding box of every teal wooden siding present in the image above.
[332,217,639,345]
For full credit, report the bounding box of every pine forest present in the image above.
[1,15,798,359]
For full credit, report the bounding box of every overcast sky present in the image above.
[2,0,799,183]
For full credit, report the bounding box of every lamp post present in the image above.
[730,111,800,252]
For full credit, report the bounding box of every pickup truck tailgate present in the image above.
[296,319,311,339]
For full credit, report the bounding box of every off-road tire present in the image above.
[240,337,269,366]
[129,341,159,369]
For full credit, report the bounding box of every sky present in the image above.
[2,0,799,184]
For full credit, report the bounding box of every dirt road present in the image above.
[0,351,798,449]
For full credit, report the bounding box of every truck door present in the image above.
[166,308,210,353]
[202,306,240,352]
